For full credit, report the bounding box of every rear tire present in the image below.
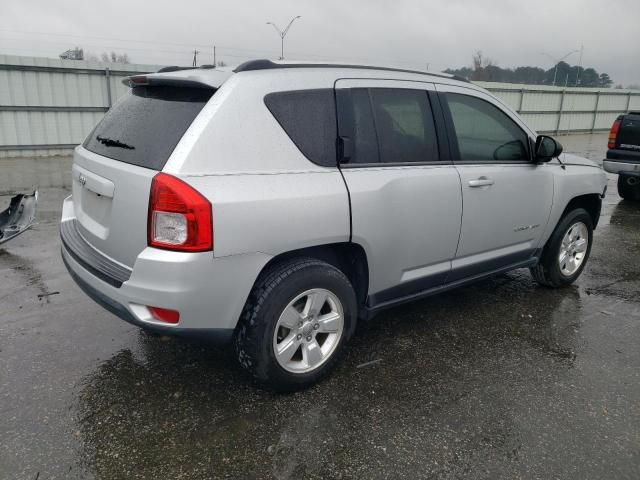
[530,208,593,288]
[234,258,357,392]
[618,174,640,202]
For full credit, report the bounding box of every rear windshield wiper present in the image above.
[96,135,135,150]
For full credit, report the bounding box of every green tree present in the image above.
[598,73,613,88]
[444,53,614,87]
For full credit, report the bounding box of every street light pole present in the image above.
[266,16,301,60]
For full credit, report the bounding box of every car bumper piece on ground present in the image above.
[0,190,38,245]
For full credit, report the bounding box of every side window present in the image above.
[338,87,440,164]
[445,93,529,162]
[264,89,337,167]
[350,89,379,163]
[370,89,439,164]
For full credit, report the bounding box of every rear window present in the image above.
[618,114,640,149]
[264,89,337,167]
[83,86,214,170]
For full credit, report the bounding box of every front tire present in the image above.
[530,208,593,288]
[234,258,357,392]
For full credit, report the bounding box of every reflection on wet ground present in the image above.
[1,134,639,479]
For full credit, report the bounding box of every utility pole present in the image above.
[267,16,302,60]
[575,44,584,87]
[213,45,217,67]
[542,50,580,86]
[192,49,199,67]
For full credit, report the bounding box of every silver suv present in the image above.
[61,60,607,391]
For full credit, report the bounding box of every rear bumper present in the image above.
[60,195,272,341]
[603,160,640,175]
[62,251,234,342]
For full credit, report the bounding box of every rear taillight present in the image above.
[608,118,622,149]
[148,173,213,252]
[148,306,180,324]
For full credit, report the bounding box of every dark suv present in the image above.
[605,112,640,201]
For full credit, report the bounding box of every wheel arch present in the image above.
[560,193,602,229]
[253,243,370,309]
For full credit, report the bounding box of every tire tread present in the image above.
[234,257,353,390]
[529,208,593,288]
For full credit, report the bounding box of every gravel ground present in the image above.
[1,133,638,480]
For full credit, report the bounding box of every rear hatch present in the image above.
[617,113,640,152]
[72,83,215,268]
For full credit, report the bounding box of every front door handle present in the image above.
[468,177,495,188]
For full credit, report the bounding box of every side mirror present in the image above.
[535,135,563,162]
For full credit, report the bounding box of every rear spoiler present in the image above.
[122,68,232,90]
[121,75,214,89]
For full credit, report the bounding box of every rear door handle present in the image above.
[468,177,494,188]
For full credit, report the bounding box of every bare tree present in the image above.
[97,51,131,64]
[471,50,495,81]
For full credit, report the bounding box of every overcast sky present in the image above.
[2,0,639,86]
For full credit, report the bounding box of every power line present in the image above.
[0,28,454,68]
[0,28,215,49]
[0,29,454,71]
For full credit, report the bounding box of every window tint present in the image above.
[445,93,529,161]
[84,86,213,170]
[350,89,379,163]
[339,88,439,164]
[618,114,640,147]
[264,89,337,167]
[370,89,439,163]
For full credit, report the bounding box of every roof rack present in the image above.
[233,59,469,83]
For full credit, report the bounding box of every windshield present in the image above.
[83,85,214,170]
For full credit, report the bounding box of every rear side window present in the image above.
[350,89,380,163]
[445,93,529,162]
[338,88,440,165]
[264,89,337,167]
[370,89,439,163]
[84,86,213,170]
[618,115,640,148]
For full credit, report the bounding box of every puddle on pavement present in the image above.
[2,134,640,480]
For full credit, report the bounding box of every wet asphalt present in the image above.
[1,133,639,480]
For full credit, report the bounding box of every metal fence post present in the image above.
[555,89,566,135]
[591,91,600,132]
[105,68,112,108]
[518,88,525,113]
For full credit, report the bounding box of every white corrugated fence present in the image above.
[1,55,639,158]
[0,54,161,158]
[476,81,640,135]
